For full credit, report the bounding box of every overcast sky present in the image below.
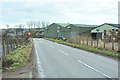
[0,0,119,28]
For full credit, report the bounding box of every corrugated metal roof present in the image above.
[104,23,120,28]
[54,23,70,27]
[71,24,98,28]
[91,23,119,33]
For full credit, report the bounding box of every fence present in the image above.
[2,36,29,56]
[68,36,119,51]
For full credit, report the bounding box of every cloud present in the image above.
[0,0,119,28]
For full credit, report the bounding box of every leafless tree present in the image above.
[6,24,10,29]
[18,24,25,36]
[33,22,36,29]
[41,21,49,28]
[27,21,33,31]
[36,21,41,29]
[14,25,19,36]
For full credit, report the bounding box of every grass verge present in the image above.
[3,38,33,70]
[44,38,120,58]
[0,69,2,73]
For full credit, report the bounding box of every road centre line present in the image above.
[58,50,69,55]
[77,60,111,79]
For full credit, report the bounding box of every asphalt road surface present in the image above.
[33,38,118,78]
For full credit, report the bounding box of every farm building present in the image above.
[91,23,119,40]
[44,23,70,38]
[64,24,98,39]
[35,28,46,38]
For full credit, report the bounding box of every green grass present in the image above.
[0,69,2,73]
[4,38,33,70]
[44,38,120,57]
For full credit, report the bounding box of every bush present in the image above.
[3,38,33,70]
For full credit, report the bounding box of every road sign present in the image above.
[28,32,31,36]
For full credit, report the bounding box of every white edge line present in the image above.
[77,60,111,78]
[30,72,32,78]
[58,50,69,55]
[35,45,46,78]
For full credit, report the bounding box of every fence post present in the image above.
[10,41,12,51]
[3,41,5,56]
[16,40,18,48]
[82,37,84,45]
[87,37,88,46]
[112,40,114,50]
[118,29,120,52]
[91,38,93,47]
[103,41,106,49]
[97,39,98,48]
[7,41,9,54]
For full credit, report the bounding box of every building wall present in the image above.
[64,25,95,39]
[44,23,63,38]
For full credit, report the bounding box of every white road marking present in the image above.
[30,72,32,78]
[48,45,54,48]
[58,50,69,55]
[77,60,111,78]
[35,48,46,78]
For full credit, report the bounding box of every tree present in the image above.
[33,22,36,29]
[6,24,10,29]
[27,21,33,31]
[36,21,41,29]
[41,21,49,28]
[18,24,25,36]
[14,25,19,37]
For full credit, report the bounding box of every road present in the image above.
[33,38,118,78]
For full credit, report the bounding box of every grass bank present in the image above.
[0,69,2,72]
[44,38,120,58]
[3,38,33,70]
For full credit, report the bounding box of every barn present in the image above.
[65,24,98,39]
[91,23,119,40]
[44,23,70,38]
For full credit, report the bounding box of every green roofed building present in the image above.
[44,23,70,38]
[64,24,98,39]
[91,23,119,40]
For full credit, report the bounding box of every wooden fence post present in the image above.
[83,38,84,46]
[91,38,93,47]
[3,41,5,56]
[87,37,88,46]
[10,41,13,51]
[118,29,120,52]
[7,41,9,54]
[103,41,106,49]
[112,40,114,50]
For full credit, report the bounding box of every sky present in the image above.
[0,0,119,28]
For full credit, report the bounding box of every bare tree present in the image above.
[5,24,10,34]
[41,21,49,28]
[6,24,10,29]
[41,21,46,28]
[33,22,36,29]
[36,21,41,29]
[18,24,25,36]
[27,21,33,31]
[14,25,19,36]
[46,21,49,27]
